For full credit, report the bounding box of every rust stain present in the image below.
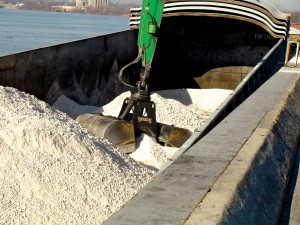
[0,55,16,72]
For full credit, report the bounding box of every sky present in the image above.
[266,0,300,11]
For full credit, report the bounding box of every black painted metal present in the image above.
[0,30,139,106]
[193,38,286,142]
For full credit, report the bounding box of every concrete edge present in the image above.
[102,71,300,225]
[289,146,300,224]
[184,75,300,225]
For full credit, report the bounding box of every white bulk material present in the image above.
[54,88,232,170]
[0,86,154,224]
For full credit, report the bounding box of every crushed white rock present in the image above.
[53,89,232,171]
[0,85,232,224]
[0,86,154,224]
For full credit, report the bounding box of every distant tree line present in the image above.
[3,0,139,16]
[3,0,300,21]
[23,0,73,11]
[85,3,140,16]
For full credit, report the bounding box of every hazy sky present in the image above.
[266,0,300,11]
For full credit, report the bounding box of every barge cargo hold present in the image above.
[0,0,296,224]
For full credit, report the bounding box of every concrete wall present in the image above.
[103,69,300,225]
[186,70,300,225]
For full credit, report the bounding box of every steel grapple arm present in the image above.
[117,0,192,149]
[78,0,192,153]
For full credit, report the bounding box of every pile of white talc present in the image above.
[0,85,231,224]
[53,89,232,171]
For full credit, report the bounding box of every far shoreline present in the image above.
[1,4,132,17]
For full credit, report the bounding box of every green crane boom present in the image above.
[138,0,164,89]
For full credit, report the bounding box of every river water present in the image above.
[0,8,129,56]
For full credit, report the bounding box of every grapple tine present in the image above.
[158,124,193,148]
[76,113,136,153]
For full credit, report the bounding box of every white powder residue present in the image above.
[155,88,232,114]
[100,91,131,117]
[151,93,207,131]
[0,86,154,224]
[130,134,178,171]
[53,95,99,119]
